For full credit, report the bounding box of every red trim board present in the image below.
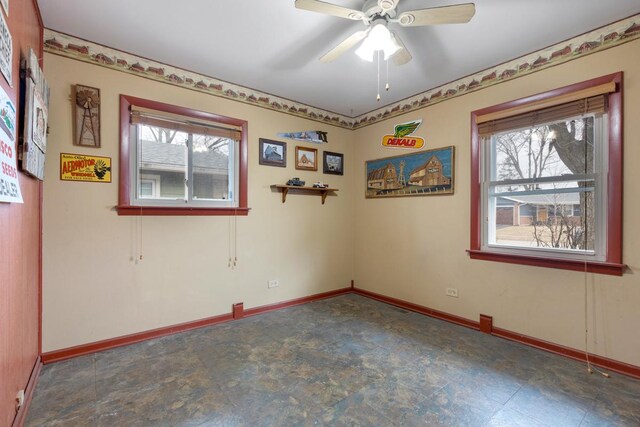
[41,313,234,364]
[480,314,493,334]
[352,288,479,330]
[492,327,640,380]
[40,286,640,380]
[232,303,244,320]
[244,288,352,317]
[353,287,640,380]
[11,357,42,427]
[41,287,352,364]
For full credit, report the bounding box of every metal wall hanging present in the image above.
[74,84,101,147]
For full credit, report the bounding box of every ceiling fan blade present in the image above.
[320,29,370,62]
[390,32,412,65]
[397,3,475,26]
[295,0,365,20]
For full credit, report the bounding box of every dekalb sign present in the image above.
[382,120,425,149]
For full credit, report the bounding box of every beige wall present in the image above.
[352,39,640,367]
[42,53,355,352]
[43,39,640,367]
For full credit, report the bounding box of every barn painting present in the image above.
[365,146,454,198]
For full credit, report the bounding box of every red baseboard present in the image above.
[480,314,493,334]
[12,357,42,427]
[353,287,640,380]
[232,303,244,320]
[41,313,234,364]
[244,287,352,317]
[41,286,352,364]
[40,285,640,381]
[352,288,480,330]
[492,327,640,379]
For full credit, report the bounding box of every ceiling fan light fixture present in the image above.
[355,22,401,61]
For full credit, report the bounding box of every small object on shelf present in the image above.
[271,184,338,204]
[286,177,305,186]
[313,182,329,188]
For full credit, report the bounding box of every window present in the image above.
[140,174,160,198]
[118,95,248,216]
[469,73,624,275]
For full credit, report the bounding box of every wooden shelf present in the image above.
[272,185,338,204]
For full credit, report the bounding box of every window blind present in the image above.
[478,95,608,136]
[130,107,242,140]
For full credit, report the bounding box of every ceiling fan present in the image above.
[295,0,475,65]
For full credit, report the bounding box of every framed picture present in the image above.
[0,10,11,87]
[21,48,49,180]
[365,146,454,198]
[258,138,286,167]
[74,84,101,148]
[295,146,317,171]
[323,151,343,175]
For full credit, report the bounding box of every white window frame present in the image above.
[469,73,624,276]
[480,114,608,261]
[139,173,161,199]
[129,123,239,209]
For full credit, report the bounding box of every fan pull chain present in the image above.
[376,51,381,102]
[581,116,608,379]
[233,209,238,268]
[228,212,239,270]
[385,57,390,92]
[228,216,233,268]
[139,209,143,261]
[136,140,143,263]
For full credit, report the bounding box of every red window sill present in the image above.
[467,250,626,276]
[116,205,250,216]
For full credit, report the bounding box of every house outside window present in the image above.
[118,95,248,216]
[139,174,160,198]
[469,73,624,275]
[485,114,604,255]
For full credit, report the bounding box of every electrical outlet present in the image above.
[268,279,279,288]
[16,390,25,409]
[446,287,459,298]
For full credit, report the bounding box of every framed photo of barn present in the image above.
[295,146,317,171]
[365,146,454,198]
[259,138,286,167]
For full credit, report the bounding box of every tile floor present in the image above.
[26,294,640,426]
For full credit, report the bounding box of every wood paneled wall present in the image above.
[0,1,42,425]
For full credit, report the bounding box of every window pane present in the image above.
[491,180,593,196]
[492,116,595,181]
[140,181,153,197]
[491,190,595,251]
[138,124,187,200]
[192,134,232,201]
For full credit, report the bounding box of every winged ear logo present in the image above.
[382,120,425,149]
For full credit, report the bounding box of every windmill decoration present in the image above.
[74,84,101,147]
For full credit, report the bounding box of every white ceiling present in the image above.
[37,0,640,117]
